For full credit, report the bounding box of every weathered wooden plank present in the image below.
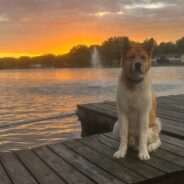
[82,101,184,125]
[158,94,184,99]
[158,109,184,120]
[160,141,184,157]
[160,118,184,139]
[85,103,117,117]
[0,162,12,184]
[157,98,184,106]
[78,102,184,139]
[81,101,184,126]
[163,94,184,98]
[158,95,184,103]
[104,99,184,114]
[105,101,184,115]
[105,95,184,105]
[104,132,184,157]
[15,149,65,184]
[78,136,163,179]
[151,149,184,168]
[100,134,183,172]
[49,143,123,184]
[96,102,184,132]
[0,152,38,184]
[160,118,184,128]
[64,139,144,184]
[158,98,184,104]
[157,113,183,124]
[160,134,184,149]
[157,103,184,112]
[105,102,184,124]
[157,108,184,121]
[103,133,184,168]
[33,146,94,184]
[104,97,184,106]
[158,98,184,106]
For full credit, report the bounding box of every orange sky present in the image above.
[0,0,183,57]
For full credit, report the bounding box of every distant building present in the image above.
[152,54,184,64]
[151,56,159,65]
[181,55,184,64]
[31,64,42,68]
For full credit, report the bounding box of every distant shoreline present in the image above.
[152,64,184,67]
[0,64,184,70]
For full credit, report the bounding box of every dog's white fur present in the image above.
[113,70,161,160]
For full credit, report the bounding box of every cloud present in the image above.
[0,14,10,22]
[89,11,124,17]
[125,2,175,9]
[0,0,183,55]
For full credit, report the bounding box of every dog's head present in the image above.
[121,37,155,83]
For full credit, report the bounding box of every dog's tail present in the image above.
[156,118,162,133]
[113,121,120,138]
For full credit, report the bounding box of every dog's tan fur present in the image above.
[113,38,161,160]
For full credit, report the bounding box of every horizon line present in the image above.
[0,35,182,59]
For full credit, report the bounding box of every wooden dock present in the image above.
[78,94,184,138]
[0,95,183,184]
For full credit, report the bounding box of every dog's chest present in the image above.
[128,108,139,136]
[129,91,142,108]
[117,75,152,114]
[126,86,148,110]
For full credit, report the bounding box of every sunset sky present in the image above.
[0,0,184,57]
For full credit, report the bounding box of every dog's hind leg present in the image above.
[113,121,120,138]
[148,137,161,152]
[147,118,161,152]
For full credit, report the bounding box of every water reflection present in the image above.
[0,67,184,151]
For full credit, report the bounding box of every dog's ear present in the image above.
[142,38,155,57]
[121,37,131,65]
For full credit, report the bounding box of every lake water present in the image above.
[0,67,184,151]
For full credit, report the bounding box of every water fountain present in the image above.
[91,46,102,68]
[89,46,105,100]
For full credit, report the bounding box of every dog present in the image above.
[113,37,161,160]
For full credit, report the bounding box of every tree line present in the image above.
[0,36,184,69]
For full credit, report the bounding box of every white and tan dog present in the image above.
[113,38,161,160]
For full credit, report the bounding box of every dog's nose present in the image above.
[135,62,142,71]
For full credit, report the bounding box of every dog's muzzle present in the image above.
[132,62,144,74]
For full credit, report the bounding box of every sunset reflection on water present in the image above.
[0,67,184,151]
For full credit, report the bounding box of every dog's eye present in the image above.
[129,55,135,60]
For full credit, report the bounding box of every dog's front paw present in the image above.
[113,150,126,159]
[138,151,150,160]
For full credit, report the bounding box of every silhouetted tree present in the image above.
[176,37,184,53]
[154,42,176,55]
[67,45,91,67]
[0,36,184,69]
[18,56,32,68]
[0,57,17,69]
[99,37,125,66]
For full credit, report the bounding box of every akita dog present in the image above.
[113,38,161,160]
